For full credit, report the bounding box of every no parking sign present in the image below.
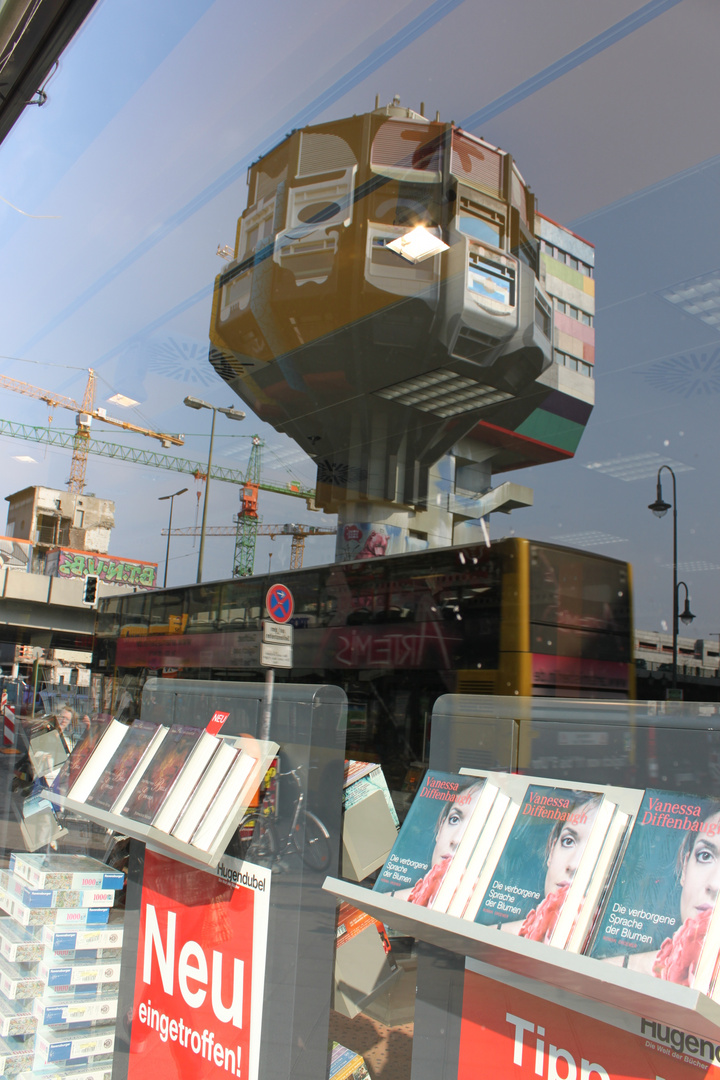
[265,584,294,625]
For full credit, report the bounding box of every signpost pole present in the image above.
[260,668,274,741]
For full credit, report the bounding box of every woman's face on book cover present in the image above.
[431,786,484,865]
[544,800,598,897]
[680,813,720,923]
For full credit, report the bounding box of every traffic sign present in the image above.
[266,583,294,624]
[260,642,293,668]
[263,621,293,645]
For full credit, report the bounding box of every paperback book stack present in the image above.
[49,716,278,866]
[0,852,124,1079]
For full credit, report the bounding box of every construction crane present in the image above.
[0,369,184,492]
[0,418,316,503]
[163,522,337,572]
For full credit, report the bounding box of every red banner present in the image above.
[127,851,270,1080]
[459,967,717,1079]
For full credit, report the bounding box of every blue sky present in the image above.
[0,0,718,639]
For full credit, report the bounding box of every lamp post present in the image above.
[648,466,695,690]
[158,488,188,588]
[184,396,245,583]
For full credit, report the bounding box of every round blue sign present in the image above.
[266,583,294,624]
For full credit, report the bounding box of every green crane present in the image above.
[0,417,315,500]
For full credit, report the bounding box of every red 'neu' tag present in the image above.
[206,710,230,735]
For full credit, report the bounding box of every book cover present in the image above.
[51,717,114,799]
[472,783,607,942]
[151,730,222,834]
[373,771,488,906]
[120,724,204,825]
[84,720,165,813]
[588,789,720,985]
[11,853,124,893]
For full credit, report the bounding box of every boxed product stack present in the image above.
[0,852,124,1079]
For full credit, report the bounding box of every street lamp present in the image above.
[648,465,696,690]
[183,396,245,583]
[158,488,188,588]
[678,581,695,626]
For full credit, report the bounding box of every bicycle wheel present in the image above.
[234,811,278,865]
[293,811,331,872]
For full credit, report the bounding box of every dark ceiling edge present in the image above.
[0,0,100,147]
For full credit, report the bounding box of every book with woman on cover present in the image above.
[589,788,720,987]
[373,771,491,907]
[472,782,617,947]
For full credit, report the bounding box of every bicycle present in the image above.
[235,763,331,872]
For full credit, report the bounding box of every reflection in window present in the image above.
[459,214,501,247]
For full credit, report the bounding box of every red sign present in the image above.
[458,967,717,1079]
[206,711,230,736]
[127,850,270,1080]
[265,584,294,624]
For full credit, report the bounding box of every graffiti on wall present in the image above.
[45,548,158,589]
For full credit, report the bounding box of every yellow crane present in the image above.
[162,521,336,572]
[0,369,184,492]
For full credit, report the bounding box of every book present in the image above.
[171,741,240,845]
[547,797,618,949]
[190,748,258,852]
[564,809,631,954]
[63,720,129,804]
[10,854,124,893]
[472,783,608,941]
[151,730,222,834]
[588,788,720,985]
[463,798,521,923]
[373,771,490,906]
[447,791,511,919]
[431,779,500,913]
[84,720,167,814]
[51,715,111,797]
[120,723,205,825]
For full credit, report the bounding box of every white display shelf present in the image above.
[49,737,278,872]
[323,877,720,1042]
